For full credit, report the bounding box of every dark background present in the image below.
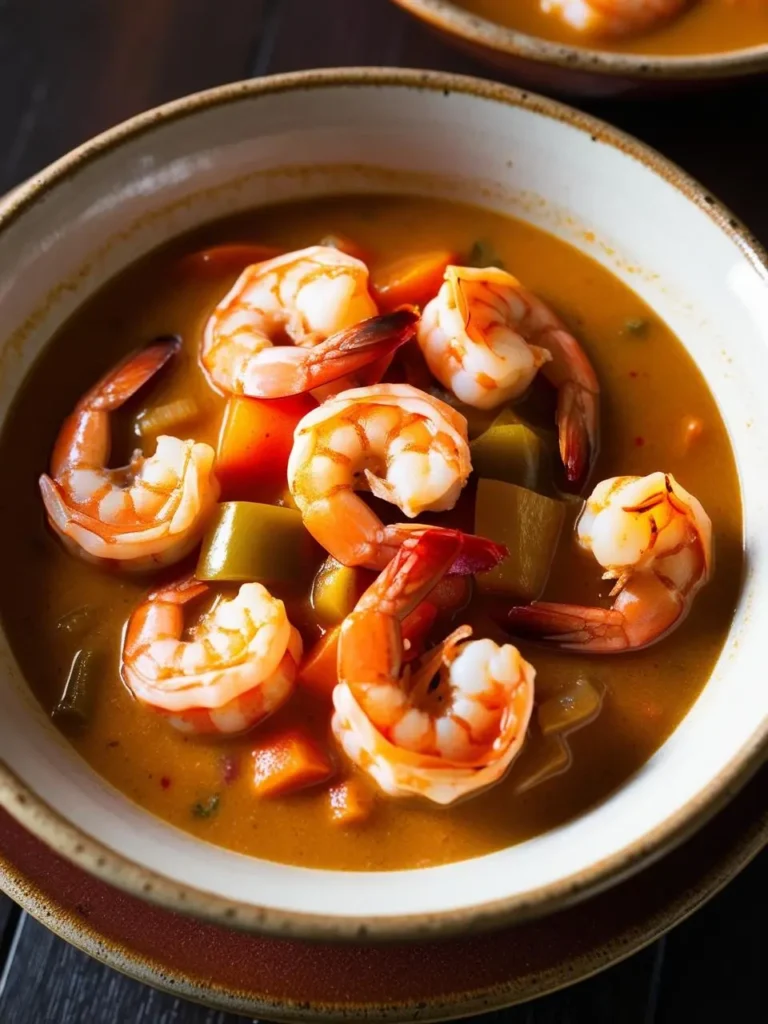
[0,0,766,1020]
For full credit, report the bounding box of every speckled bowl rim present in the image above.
[391,0,768,80]
[0,779,765,1020]
[0,67,766,943]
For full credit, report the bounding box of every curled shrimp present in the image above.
[504,473,712,652]
[122,576,303,734]
[418,266,599,482]
[201,244,392,397]
[333,528,535,805]
[540,0,690,37]
[288,382,500,572]
[39,339,219,571]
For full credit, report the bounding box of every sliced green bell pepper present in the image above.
[196,501,319,585]
[474,478,565,600]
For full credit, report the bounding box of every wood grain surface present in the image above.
[0,0,765,1020]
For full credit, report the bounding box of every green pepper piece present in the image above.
[196,502,319,585]
[470,410,541,490]
[475,478,565,601]
[53,649,99,727]
[312,557,368,625]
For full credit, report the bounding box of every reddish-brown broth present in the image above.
[455,0,768,55]
[0,195,742,870]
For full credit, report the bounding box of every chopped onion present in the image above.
[515,734,572,794]
[135,398,199,437]
[538,677,603,737]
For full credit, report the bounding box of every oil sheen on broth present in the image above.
[454,0,768,55]
[0,195,741,871]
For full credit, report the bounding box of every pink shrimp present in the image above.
[418,266,599,483]
[541,0,691,37]
[39,338,218,571]
[201,244,409,398]
[504,473,712,652]
[333,528,535,805]
[122,576,302,735]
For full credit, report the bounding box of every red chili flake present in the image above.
[221,755,241,784]
[107,740,120,748]
[634,437,645,447]
[629,370,638,378]
[160,776,172,790]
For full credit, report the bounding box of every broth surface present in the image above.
[455,0,768,55]
[0,195,742,870]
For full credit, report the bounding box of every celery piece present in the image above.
[475,478,565,600]
[53,649,99,727]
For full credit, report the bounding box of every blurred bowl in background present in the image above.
[390,0,768,98]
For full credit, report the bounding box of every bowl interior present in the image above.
[0,73,766,936]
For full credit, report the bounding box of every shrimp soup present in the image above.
[0,195,741,871]
[454,1,768,55]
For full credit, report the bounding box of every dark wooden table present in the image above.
[0,1,765,1020]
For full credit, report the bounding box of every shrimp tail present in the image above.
[147,573,210,605]
[84,335,181,411]
[383,524,507,576]
[243,309,419,399]
[503,602,633,651]
[558,382,598,484]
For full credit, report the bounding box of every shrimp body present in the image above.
[39,340,218,571]
[505,473,712,652]
[541,0,689,37]
[287,383,474,569]
[201,245,384,397]
[418,266,599,482]
[333,528,535,804]
[122,577,303,735]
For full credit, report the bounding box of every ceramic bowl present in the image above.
[391,0,768,98]
[0,68,765,943]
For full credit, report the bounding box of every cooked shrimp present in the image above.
[122,576,303,735]
[202,244,386,397]
[288,382,502,572]
[418,266,599,482]
[39,339,218,571]
[333,528,535,805]
[541,0,690,37]
[505,473,711,652]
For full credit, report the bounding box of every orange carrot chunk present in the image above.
[372,250,457,312]
[328,778,375,826]
[298,628,341,700]
[252,730,334,798]
[216,394,316,502]
[177,244,281,278]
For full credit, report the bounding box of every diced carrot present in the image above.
[298,627,340,700]
[216,394,316,502]
[252,729,334,798]
[319,234,369,264]
[177,244,281,278]
[372,250,457,313]
[328,778,375,826]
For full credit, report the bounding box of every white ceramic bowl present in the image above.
[0,69,765,942]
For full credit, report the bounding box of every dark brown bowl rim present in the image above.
[0,67,766,943]
[391,0,768,80]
